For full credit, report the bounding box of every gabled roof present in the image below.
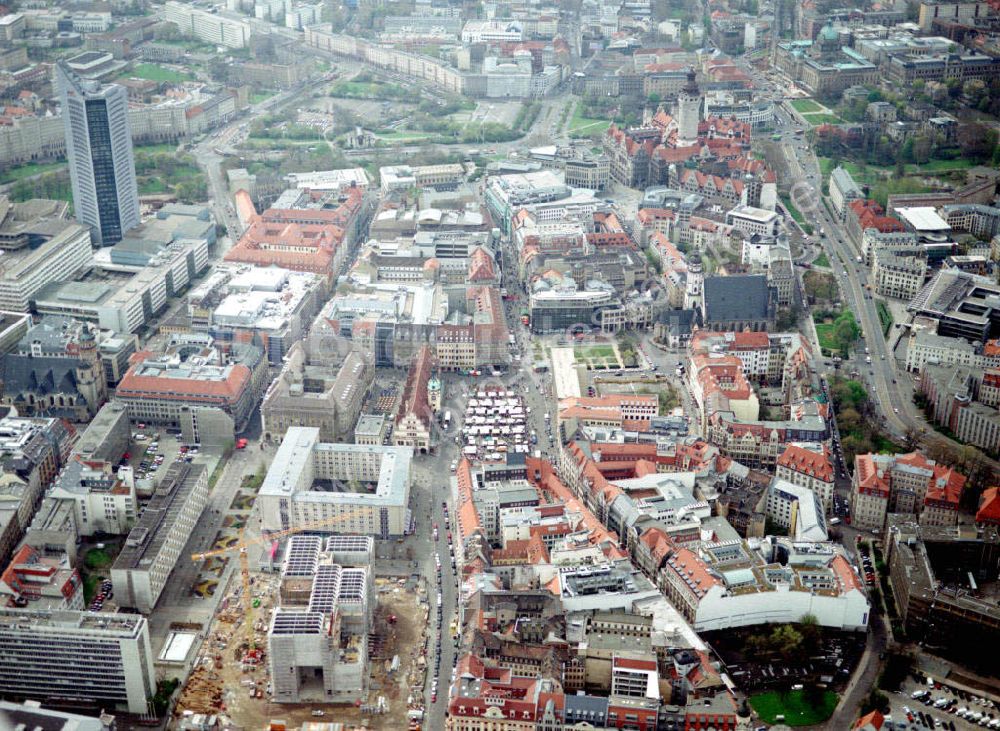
[778,444,835,483]
[977,486,1000,525]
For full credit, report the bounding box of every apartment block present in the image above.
[850,451,965,531]
[163,1,252,48]
[111,463,208,613]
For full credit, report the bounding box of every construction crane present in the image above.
[191,510,371,652]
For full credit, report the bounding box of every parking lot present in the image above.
[704,627,867,696]
[891,677,1000,730]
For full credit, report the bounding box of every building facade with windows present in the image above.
[0,609,155,714]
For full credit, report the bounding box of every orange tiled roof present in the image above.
[778,444,834,483]
[977,487,1000,525]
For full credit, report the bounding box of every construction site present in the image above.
[174,535,431,731]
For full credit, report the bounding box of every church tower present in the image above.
[74,326,107,417]
[685,250,703,311]
[676,69,702,147]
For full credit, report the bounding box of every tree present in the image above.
[769,624,804,660]
[798,614,821,656]
[838,407,862,433]
[648,93,661,105]
[903,425,924,451]
[834,313,860,355]
[958,123,998,163]
[861,688,891,715]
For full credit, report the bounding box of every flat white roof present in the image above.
[158,630,197,663]
[897,206,950,232]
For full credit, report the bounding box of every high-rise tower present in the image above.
[676,69,702,147]
[57,61,139,246]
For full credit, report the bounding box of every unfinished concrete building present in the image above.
[267,535,374,703]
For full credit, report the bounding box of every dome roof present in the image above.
[819,23,838,41]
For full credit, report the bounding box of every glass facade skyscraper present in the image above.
[57,62,139,246]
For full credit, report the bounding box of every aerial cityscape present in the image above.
[1,0,1000,730]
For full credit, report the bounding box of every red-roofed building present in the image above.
[116,339,267,435]
[558,394,658,433]
[776,444,836,513]
[846,199,904,246]
[0,544,82,611]
[468,246,498,284]
[976,487,1000,526]
[394,345,433,453]
[851,451,966,531]
[856,709,886,730]
[224,187,365,280]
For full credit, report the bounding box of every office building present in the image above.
[111,462,208,613]
[57,63,139,246]
[258,428,412,538]
[0,197,92,313]
[0,701,112,731]
[765,478,828,541]
[261,343,372,444]
[48,459,137,538]
[115,336,267,434]
[0,609,155,714]
[0,544,83,611]
[885,518,1000,669]
[775,444,836,514]
[268,534,373,703]
[209,267,327,366]
[909,269,1000,342]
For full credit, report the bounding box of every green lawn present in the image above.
[84,547,114,571]
[373,131,433,142]
[126,63,194,83]
[331,80,408,100]
[814,310,858,356]
[908,158,976,174]
[813,252,830,268]
[575,345,615,360]
[0,161,66,185]
[877,300,893,335]
[250,91,276,104]
[749,689,838,727]
[139,178,168,194]
[790,98,824,113]
[567,102,612,137]
[802,113,843,126]
[779,193,813,235]
[135,143,179,154]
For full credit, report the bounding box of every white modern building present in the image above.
[461,19,523,43]
[111,463,208,613]
[725,206,781,237]
[765,477,829,541]
[48,460,138,538]
[163,1,253,48]
[0,609,156,714]
[660,538,869,632]
[258,427,412,538]
[0,218,92,313]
